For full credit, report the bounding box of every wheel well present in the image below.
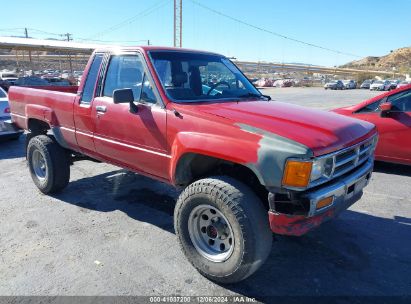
[28,119,50,135]
[175,153,269,210]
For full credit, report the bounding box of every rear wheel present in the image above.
[27,135,70,194]
[174,176,272,283]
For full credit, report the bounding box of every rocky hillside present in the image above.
[341,47,411,72]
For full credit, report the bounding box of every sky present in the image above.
[1,0,411,67]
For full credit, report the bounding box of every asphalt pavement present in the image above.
[0,87,410,300]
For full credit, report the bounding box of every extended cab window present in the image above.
[103,55,157,104]
[81,54,103,103]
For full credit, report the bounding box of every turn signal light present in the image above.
[282,160,312,188]
[316,196,334,210]
[4,107,10,114]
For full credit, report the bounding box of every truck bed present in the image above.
[8,85,79,149]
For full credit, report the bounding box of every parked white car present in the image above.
[370,80,391,91]
[0,72,18,85]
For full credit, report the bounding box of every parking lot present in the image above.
[0,87,410,300]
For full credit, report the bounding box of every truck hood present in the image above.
[191,100,376,156]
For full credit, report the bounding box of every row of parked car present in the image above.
[0,69,83,92]
[324,79,357,90]
[360,79,411,91]
[324,79,411,91]
[253,77,315,88]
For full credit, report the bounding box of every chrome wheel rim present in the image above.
[188,204,234,262]
[32,150,47,180]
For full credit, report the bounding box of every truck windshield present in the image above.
[149,51,261,102]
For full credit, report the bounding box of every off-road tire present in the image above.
[174,176,272,284]
[27,135,70,194]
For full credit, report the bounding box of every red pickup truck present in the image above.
[8,46,377,283]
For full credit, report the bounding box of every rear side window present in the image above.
[81,54,103,103]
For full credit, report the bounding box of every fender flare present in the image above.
[25,104,58,127]
[169,132,264,186]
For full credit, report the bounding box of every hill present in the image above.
[341,47,411,73]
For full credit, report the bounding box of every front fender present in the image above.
[169,131,264,185]
[170,126,313,191]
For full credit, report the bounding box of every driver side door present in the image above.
[92,53,169,180]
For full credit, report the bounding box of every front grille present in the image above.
[333,139,373,178]
[309,136,376,188]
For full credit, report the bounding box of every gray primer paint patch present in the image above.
[236,123,313,190]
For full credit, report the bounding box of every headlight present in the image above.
[283,157,334,188]
[311,157,334,182]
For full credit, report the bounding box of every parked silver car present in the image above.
[0,87,23,140]
[324,80,344,90]
[343,79,357,89]
[360,79,374,89]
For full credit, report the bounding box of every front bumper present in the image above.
[268,159,373,236]
[0,118,24,137]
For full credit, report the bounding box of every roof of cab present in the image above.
[94,45,222,56]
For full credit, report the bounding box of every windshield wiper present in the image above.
[238,93,271,100]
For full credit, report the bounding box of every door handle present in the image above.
[96,105,107,113]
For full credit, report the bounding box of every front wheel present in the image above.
[27,135,70,194]
[174,176,273,283]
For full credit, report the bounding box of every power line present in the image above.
[0,27,71,39]
[190,0,362,59]
[27,28,64,37]
[0,27,151,45]
[75,37,150,44]
[0,28,26,32]
[86,0,170,39]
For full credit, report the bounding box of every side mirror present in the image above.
[379,102,392,117]
[113,88,135,104]
[113,88,139,114]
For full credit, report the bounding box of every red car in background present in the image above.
[333,85,411,165]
